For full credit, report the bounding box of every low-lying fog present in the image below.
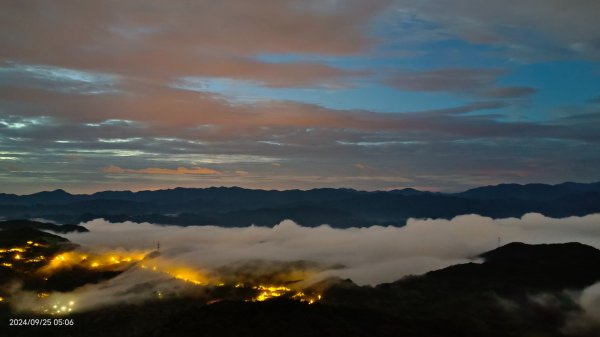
[8,213,600,318]
[65,213,600,285]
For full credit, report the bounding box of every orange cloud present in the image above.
[103,165,221,175]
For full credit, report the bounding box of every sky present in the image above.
[1,0,599,194]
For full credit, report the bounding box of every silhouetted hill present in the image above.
[322,242,600,336]
[0,189,78,205]
[457,182,600,201]
[480,241,600,264]
[326,242,600,305]
[0,220,88,233]
[1,182,600,227]
[0,227,69,247]
[0,227,75,284]
[414,242,600,294]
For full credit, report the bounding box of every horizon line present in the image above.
[2,180,599,197]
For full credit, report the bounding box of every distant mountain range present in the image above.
[1,182,599,227]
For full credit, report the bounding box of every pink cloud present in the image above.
[0,0,388,86]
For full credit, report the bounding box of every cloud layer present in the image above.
[7,212,600,316]
[63,213,600,285]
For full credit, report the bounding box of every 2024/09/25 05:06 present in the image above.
[9,318,75,326]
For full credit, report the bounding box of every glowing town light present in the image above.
[17,247,320,307]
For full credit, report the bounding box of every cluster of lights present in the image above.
[137,264,322,303]
[140,263,207,286]
[135,264,322,303]
[43,300,76,315]
[0,242,48,268]
[253,285,293,301]
[0,247,26,253]
[43,251,148,273]
[2,242,323,311]
[33,292,75,315]
[251,285,321,304]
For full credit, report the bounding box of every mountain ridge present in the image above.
[2,181,599,197]
[1,182,600,227]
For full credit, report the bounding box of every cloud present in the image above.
[0,1,598,194]
[397,0,600,60]
[0,0,388,87]
[0,91,598,194]
[4,212,600,314]
[563,282,600,334]
[6,212,600,314]
[483,86,538,98]
[0,86,577,142]
[386,68,504,92]
[102,165,222,175]
[0,62,121,95]
[61,213,600,286]
[385,68,537,99]
[579,283,600,322]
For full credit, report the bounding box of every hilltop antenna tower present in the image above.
[157,240,160,252]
